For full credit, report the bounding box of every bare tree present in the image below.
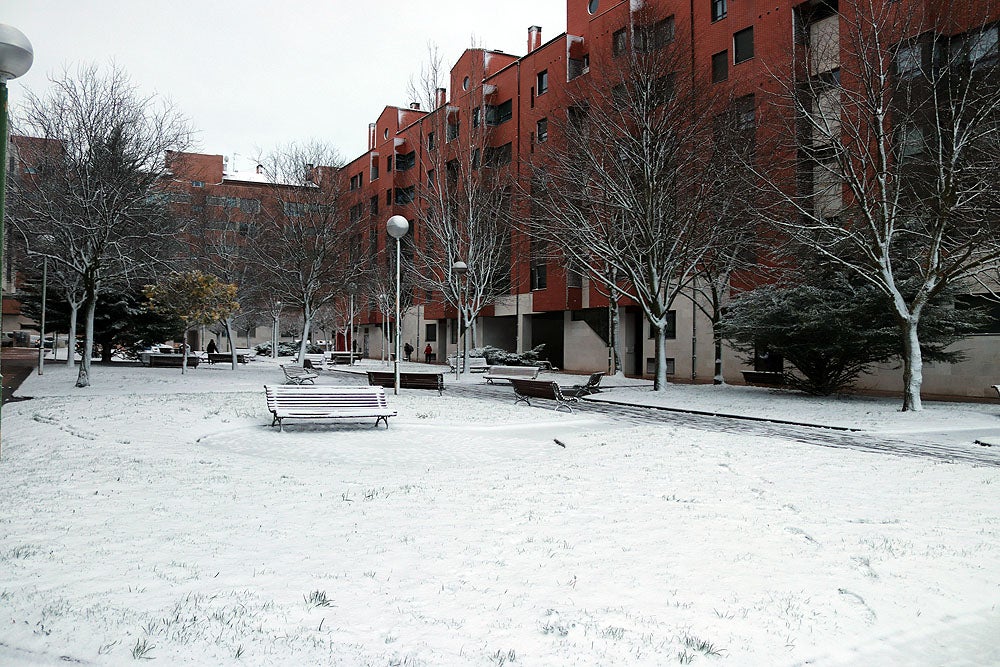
[527,10,734,390]
[408,49,514,371]
[250,142,359,363]
[10,63,192,387]
[180,181,263,368]
[753,0,1000,410]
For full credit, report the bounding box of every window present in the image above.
[537,70,549,94]
[386,155,393,172]
[711,0,727,22]
[425,323,437,342]
[446,159,460,187]
[427,132,436,150]
[648,311,677,339]
[394,186,415,204]
[646,357,675,375]
[589,0,599,14]
[634,16,675,52]
[462,76,470,91]
[191,180,204,188]
[612,28,627,57]
[283,201,305,217]
[349,173,362,190]
[712,50,729,82]
[484,142,512,169]
[396,151,416,171]
[899,126,925,159]
[370,195,379,217]
[447,120,460,141]
[536,118,549,143]
[735,93,755,130]
[473,106,481,128]
[568,55,590,80]
[485,99,513,126]
[530,264,547,290]
[654,74,676,106]
[967,27,999,69]
[734,27,754,63]
[896,42,921,78]
[239,198,260,214]
[472,147,481,170]
[386,189,392,205]
[349,203,363,223]
[427,169,435,188]
[371,161,379,181]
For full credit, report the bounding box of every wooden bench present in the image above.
[484,365,540,384]
[563,371,605,397]
[142,353,200,368]
[329,351,362,365]
[447,356,489,373]
[207,353,248,364]
[264,385,396,431]
[742,370,785,386]
[367,370,445,395]
[281,364,318,385]
[509,378,578,413]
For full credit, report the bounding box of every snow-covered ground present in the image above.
[2,359,998,665]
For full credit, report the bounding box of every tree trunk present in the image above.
[653,324,668,391]
[180,327,189,375]
[298,311,312,364]
[900,316,924,411]
[67,303,78,369]
[223,317,238,369]
[75,294,97,388]
[713,313,724,385]
[610,298,622,376]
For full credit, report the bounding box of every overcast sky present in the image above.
[4,1,565,169]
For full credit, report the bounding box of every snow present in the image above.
[2,360,999,665]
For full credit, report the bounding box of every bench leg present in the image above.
[375,415,389,429]
[554,401,574,414]
[513,393,531,407]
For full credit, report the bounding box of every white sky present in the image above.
[3,0,566,168]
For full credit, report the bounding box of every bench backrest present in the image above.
[584,372,605,388]
[510,378,562,399]
[368,371,443,389]
[265,385,389,412]
[487,365,539,378]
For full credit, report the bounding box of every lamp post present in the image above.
[271,301,281,360]
[0,23,34,460]
[451,260,468,381]
[386,215,409,395]
[36,256,47,374]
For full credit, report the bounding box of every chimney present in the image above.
[435,87,447,109]
[528,26,542,53]
[410,102,421,110]
[256,164,264,174]
[369,122,376,150]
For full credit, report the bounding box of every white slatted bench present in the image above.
[483,365,540,384]
[509,378,578,413]
[448,356,489,373]
[264,385,396,431]
[303,353,326,370]
[281,364,318,385]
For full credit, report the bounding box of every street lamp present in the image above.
[271,301,281,360]
[0,23,34,460]
[452,260,468,381]
[386,215,409,395]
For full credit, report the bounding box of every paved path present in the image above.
[452,382,1000,468]
[1,347,39,405]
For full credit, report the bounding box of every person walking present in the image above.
[206,339,218,355]
[423,344,433,363]
[404,342,414,362]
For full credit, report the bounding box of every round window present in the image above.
[383,128,389,140]
[588,0,599,14]
[463,76,470,91]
